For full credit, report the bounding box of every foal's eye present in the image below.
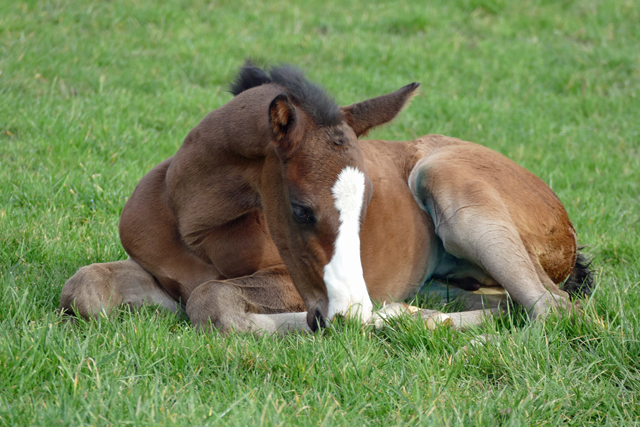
[291,204,316,224]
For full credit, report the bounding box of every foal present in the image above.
[60,63,592,333]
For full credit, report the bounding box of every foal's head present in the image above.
[230,63,419,330]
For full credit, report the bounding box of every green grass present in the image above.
[1,0,639,425]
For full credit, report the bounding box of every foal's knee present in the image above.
[186,281,251,334]
[60,264,124,318]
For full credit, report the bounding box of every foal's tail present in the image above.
[562,249,594,298]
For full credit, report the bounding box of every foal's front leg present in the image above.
[60,259,180,318]
[185,265,310,334]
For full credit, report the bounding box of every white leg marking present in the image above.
[248,312,312,334]
[323,166,373,323]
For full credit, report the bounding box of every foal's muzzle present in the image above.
[306,304,327,332]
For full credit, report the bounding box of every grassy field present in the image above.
[1,0,639,425]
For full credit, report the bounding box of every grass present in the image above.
[1,0,639,425]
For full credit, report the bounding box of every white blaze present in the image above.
[323,166,373,323]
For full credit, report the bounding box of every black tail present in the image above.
[562,249,594,298]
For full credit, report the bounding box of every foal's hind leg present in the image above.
[60,260,179,318]
[430,209,569,319]
[410,163,572,320]
[186,265,309,334]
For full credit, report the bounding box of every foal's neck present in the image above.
[165,86,286,231]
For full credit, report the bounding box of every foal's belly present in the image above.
[359,176,436,303]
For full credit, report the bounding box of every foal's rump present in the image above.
[408,135,583,316]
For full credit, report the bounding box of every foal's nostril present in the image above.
[309,306,325,332]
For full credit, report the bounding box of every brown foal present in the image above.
[60,63,592,334]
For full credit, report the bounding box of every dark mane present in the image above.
[229,61,341,127]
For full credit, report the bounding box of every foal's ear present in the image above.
[269,93,298,154]
[341,83,420,137]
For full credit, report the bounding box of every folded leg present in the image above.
[60,259,179,318]
[409,155,573,319]
[185,265,308,334]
